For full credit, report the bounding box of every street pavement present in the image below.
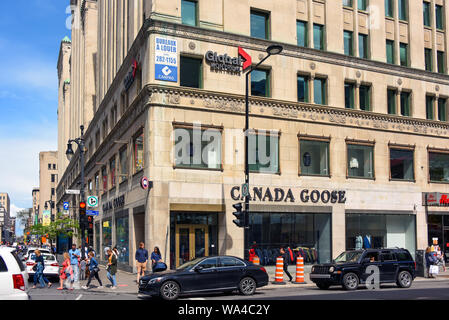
[28,262,449,300]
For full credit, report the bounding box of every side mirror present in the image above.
[194,265,203,272]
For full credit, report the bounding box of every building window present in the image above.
[249,132,279,174]
[181,0,197,27]
[386,40,395,64]
[134,130,144,173]
[358,0,367,10]
[438,98,447,121]
[299,138,330,176]
[51,174,56,183]
[95,130,100,149]
[102,118,108,140]
[345,82,355,109]
[180,56,202,88]
[426,95,435,120]
[343,0,353,7]
[53,164,56,170]
[250,10,270,40]
[400,91,411,116]
[385,0,394,17]
[429,152,449,182]
[251,69,270,97]
[111,105,117,128]
[423,1,431,27]
[101,166,107,192]
[437,51,445,74]
[95,172,99,195]
[425,48,433,71]
[436,5,444,29]
[359,84,371,111]
[314,78,326,105]
[174,126,222,170]
[51,188,55,196]
[48,164,51,170]
[390,148,414,181]
[88,180,93,194]
[313,24,324,50]
[398,0,408,21]
[297,75,309,102]
[119,147,128,183]
[109,156,116,188]
[400,43,408,66]
[297,20,308,47]
[358,34,368,59]
[344,31,354,56]
[387,89,397,114]
[347,143,374,179]
[120,92,128,115]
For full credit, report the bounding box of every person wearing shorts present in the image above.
[135,242,149,283]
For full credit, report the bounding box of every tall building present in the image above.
[32,188,40,226]
[0,193,11,243]
[57,0,449,271]
[39,152,58,223]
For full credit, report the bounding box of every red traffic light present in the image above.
[80,202,86,209]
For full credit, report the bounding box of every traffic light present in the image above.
[87,216,94,231]
[79,202,87,228]
[232,203,246,228]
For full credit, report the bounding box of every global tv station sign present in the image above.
[155,37,178,82]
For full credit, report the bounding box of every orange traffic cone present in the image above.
[253,256,260,265]
[272,257,286,285]
[293,256,307,284]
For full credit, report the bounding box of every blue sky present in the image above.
[0,1,71,234]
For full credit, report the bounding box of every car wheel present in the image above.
[239,277,256,296]
[396,271,412,288]
[160,281,180,300]
[342,273,359,291]
[316,283,330,290]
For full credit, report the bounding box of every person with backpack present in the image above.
[82,251,103,289]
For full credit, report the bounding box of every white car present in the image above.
[23,247,50,261]
[0,247,30,300]
[26,253,60,280]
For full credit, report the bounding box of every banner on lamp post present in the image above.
[43,210,51,226]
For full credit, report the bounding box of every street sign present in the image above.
[87,196,99,208]
[86,210,99,216]
[141,176,150,190]
[66,189,80,195]
[63,202,69,210]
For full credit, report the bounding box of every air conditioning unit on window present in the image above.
[349,157,359,169]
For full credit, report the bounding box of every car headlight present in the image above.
[149,277,163,284]
[329,266,335,273]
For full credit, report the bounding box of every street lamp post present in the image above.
[244,45,283,224]
[66,125,86,260]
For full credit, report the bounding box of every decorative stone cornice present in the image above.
[146,84,449,139]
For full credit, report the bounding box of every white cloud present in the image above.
[9,204,24,218]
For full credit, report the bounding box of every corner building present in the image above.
[57,0,449,271]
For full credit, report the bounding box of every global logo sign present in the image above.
[204,47,252,75]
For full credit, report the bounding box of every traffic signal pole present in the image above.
[79,125,86,260]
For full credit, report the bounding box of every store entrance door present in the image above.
[175,224,209,268]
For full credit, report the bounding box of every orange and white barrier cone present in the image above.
[293,256,307,284]
[253,256,260,265]
[272,257,286,285]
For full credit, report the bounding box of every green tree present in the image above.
[29,213,79,246]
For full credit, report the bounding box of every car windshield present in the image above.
[334,251,363,263]
[176,258,204,271]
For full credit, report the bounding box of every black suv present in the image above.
[310,248,416,290]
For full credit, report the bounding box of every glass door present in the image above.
[175,225,209,267]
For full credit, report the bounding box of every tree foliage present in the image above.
[29,213,79,240]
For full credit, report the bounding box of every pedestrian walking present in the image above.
[280,247,293,282]
[426,246,438,278]
[68,244,81,283]
[113,246,119,259]
[106,249,118,289]
[32,250,52,289]
[82,251,103,289]
[80,258,87,281]
[151,246,165,272]
[104,246,110,260]
[135,242,148,283]
[58,252,74,290]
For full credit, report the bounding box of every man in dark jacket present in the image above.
[280,247,293,282]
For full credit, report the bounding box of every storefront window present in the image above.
[390,148,414,181]
[134,131,144,173]
[115,216,129,264]
[110,156,116,188]
[346,214,416,257]
[347,143,374,179]
[248,133,279,174]
[102,219,112,260]
[174,127,222,169]
[429,152,449,182]
[299,139,330,176]
[245,212,331,265]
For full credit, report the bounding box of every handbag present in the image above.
[32,264,37,272]
[153,262,167,272]
[93,267,100,273]
[430,265,439,274]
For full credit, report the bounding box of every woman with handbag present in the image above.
[82,251,103,289]
[106,249,118,289]
[32,250,51,289]
[426,247,438,278]
[57,252,73,290]
[151,246,167,273]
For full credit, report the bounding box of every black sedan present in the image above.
[138,256,269,300]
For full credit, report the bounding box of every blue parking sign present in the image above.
[63,202,69,210]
